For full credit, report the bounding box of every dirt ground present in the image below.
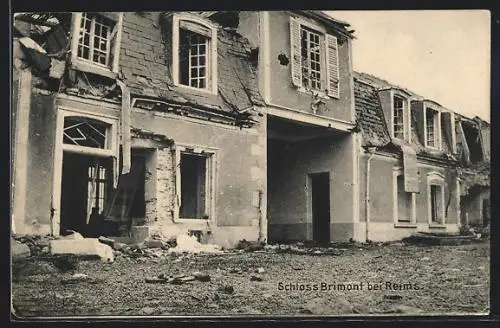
[12,240,490,318]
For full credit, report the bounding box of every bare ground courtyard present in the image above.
[12,240,490,318]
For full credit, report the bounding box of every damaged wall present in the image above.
[265,11,354,122]
[131,109,267,248]
[22,91,58,235]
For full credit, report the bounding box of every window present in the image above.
[174,146,216,221]
[290,16,340,98]
[63,117,109,149]
[430,185,442,223]
[393,169,416,225]
[300,26,322,91]
[426,107,439,148]
[427,172,445,225]
[70,12,123,77]
[393,96,405,139]
[172,14,218,94]
[396,175,412,222]
[87,162,109,215]
[78,13,112,67]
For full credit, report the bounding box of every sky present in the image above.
[325,10,491,122]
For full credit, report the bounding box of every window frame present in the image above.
[426,171,446,226]
[291,16,341,100]
[70,12,123,79]
[424,102,442,150]
[174,144,217,223]
[393,167,417,227]
[171,13,218,95]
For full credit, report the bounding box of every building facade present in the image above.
[11,11,490,247]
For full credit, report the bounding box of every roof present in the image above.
[120,13,264,116]
[353,78,391,147]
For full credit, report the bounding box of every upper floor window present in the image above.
[393,95,405,140]
[70,13,123,78]
[172,14,218,94]
[290,16,340,99]
[426,107,439,148]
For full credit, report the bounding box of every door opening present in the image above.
[310,172,331,245]
[60,152,113,236]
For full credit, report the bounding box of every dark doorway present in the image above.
[310,172,330,244]
[60,152,112,235]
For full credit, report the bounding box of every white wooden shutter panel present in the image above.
[289,17,302,87]
[325,33,340,98]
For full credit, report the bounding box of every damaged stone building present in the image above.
[11,11,490,247]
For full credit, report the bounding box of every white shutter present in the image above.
[325,33,340,98]
[289,17,302,87]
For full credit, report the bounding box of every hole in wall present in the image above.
[278,53,289,66]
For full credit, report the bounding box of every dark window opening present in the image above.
[397,175,412,222]
[129,153,146,218]
[482,198,490,227]
[180,153,207,219]
[462,122,483,164]
[179,27,209,89]
[63,117,109,149]
[430,184,442,224]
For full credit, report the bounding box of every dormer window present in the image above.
[70,12,123,78]
[393,95,405,140]
[426,107,439,148]
[290,16,340,99]
[172,14,218,94]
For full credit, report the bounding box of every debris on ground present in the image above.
[218,285,234,294]
[11,238,31,260]
[192,271,211,282]
[250,274,263,282]
[236,239,266,252]
[50,238,114,262]
[167,234,223,254]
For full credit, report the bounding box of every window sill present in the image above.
[71,59,117,79]
[296,86,333,100]
[429,224,446,229]
[174,82,217,96]
[394,223,417,228]
[175,218,210,224]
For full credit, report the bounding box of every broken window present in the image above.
[87,161,110,215]
[393,96,405,140]
[462,121,483,164]
[172,14,217,93]
[63,117,109,149]
[78,13,113,67]
[179,152,209,219]
[300,26,322,91]
[70,12,123,76]
[396,175,412,223]
[290,16,340,98]
[426,108,439,148]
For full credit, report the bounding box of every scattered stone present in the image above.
[71,273,88,279]
[421,257,430,261]
[218,285,234,294]
[11,239,31,260]
[262,293,273,299]
[113,242,127,251]
[250,274,263,282]
[144,238,165,249]
[255,267,265,274]
[50,238,114,262]
[145,276,168,284]
[193,271,211,282]
[313,250,323,255]
[141,307,156,315]
[52,256,79,272]
[98,236,115,247]
[229,267,242,274]
[61,231,84,240]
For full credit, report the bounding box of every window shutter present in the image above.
[289,17,302,88]
[325,33,340,98]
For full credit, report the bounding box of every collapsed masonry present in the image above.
[12,12,266,248]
